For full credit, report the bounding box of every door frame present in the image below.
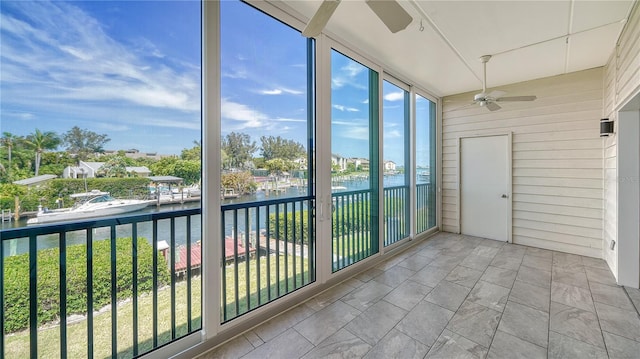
[616,91,640,288]
[456,132,513,243]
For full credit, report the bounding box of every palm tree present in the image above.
[1,132,19,165]
[24,129,60,176]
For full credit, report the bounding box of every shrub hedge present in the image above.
[266,200,373,244]
[3,237,170,333]
[268,210,311,244]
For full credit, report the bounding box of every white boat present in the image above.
[27,190,152,225]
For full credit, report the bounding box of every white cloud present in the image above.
[384,130,402,138]
[0,1,201,115]
[221,98,268,129]
[362,99,369,104]
[222,68,248,79]
[341,126,369,141]
[261,89,283,95]
[3,111,35,120]
[332,61,367,90]
[332,104,359,112]
[343,62,365,77]
[275,118,305,123]
[258,87,304,96]
[384,91,404,101]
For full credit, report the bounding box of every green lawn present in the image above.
[4,252,313,358]
[5,277,202,359]
[3,234,385,357]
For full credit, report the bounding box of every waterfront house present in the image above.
[62,161,151,179]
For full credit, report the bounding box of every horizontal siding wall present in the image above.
[442,68,604,257]
[602,1,640,276]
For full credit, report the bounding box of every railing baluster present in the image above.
[340,195,345,268]
[350,193,355,263]
[0,233,4,359]
[29,233,37,358]
[152,220,158,348]
[284,203,288,293]
[132,223,139,356]
[221,213,227,322]
[87,229,94,359]
[244,208,250,311]
[233,210,239,316]
[266,205,271,302]
[60,231,67,359]
[170,218,176,339]
[255,208,261,306]
[275,204,280,297]
[292,201,297,290]
[186,215,192,332]
[358,193,363,261]
[110,225,117,358]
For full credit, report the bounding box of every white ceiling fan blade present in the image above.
[302,0,341,38]
[486,102,501,111]
[365,0,412,33]
[487,90,506,99]
[496,95,537,102]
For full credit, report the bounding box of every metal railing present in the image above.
[417,183,435,234]
[221,195,315,322]
[384,185,409,247]
[0,208,201,359]
[331,189,374,272]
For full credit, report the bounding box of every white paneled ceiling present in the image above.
[279,0,636,97]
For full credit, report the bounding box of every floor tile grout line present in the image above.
[547,254,555,358]
[622,286,640,316]
[584,260,611,358]
[428,242,511,355]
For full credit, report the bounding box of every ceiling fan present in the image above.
[302,0,412,38]
[470,55,537,111]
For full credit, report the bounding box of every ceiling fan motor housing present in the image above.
[474,93,487,102]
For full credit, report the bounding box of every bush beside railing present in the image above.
[3,237,169,333]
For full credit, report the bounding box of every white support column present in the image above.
[617,99,640,288]
[202,0,222,339]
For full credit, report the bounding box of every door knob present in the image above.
[501,194,508,198]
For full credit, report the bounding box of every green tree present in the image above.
[173,160,201,185]
[98,155,128,178]
[1,132,21,165]
[24,129,61,176]
[149,156,178,177]
[221,171,257,195]
[62,126,110,160]
[259,135,305,161]
[181,140,201,161]
[221,132,256,169]
[37,151,75,176]
[264,158,294,189]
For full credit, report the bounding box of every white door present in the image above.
[460,135,510,241]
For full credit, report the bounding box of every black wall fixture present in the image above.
[600,118,614,137]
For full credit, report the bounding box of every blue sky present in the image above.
[1,0,431,164]
[1,1,201,155]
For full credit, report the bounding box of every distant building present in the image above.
[351,158,369,171]
[383,160,397,172]
[331,154,347,171]
[13,174,57,188]
[100,149,171,161]
[63,161,151,178]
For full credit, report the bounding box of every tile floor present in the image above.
[200,233,640,359]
